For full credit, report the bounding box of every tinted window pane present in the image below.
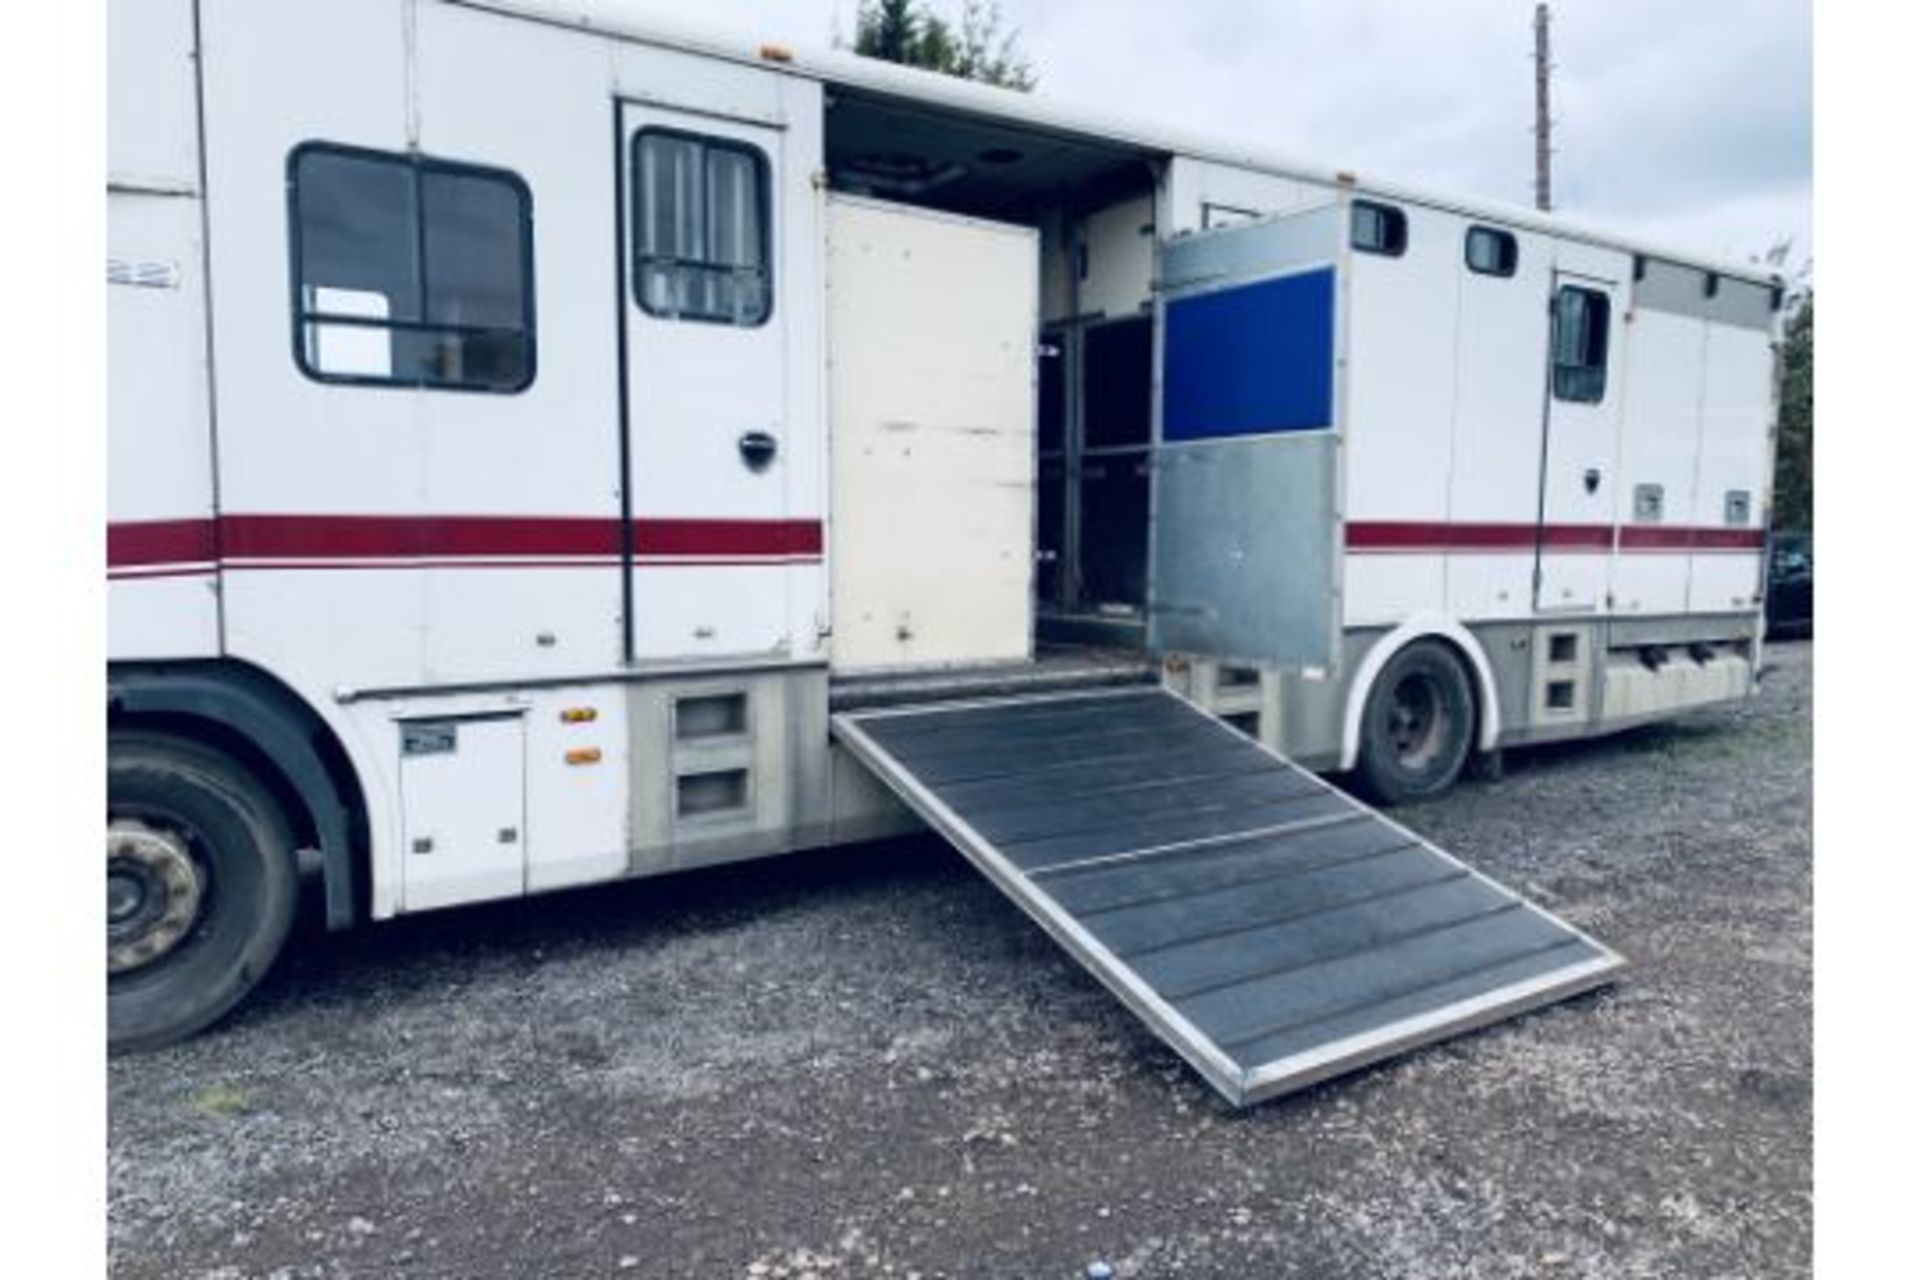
[295,149,421,321]
[636,133,704,263]
[290,145,534,393]
[1552,286,1610,403]
[707,148,763,269]
[391,327,531,389]
[1351,201,1406,256]
[1466,226,1517,277]
[632,130,771,326]
[421,169,527,329]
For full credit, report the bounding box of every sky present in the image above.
[643,0,1811,275]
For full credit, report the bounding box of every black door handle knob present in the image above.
[738,431,779,473]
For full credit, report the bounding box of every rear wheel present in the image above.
[108,732,298,1051]
[1356,640,1475,805]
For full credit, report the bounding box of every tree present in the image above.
[1773,284,1812,531]
[850,0,1037,91]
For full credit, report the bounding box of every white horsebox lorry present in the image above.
[108,0,1780,1105]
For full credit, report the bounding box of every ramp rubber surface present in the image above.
[832,687,1623,1106]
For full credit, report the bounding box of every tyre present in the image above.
[1355,639,1476,805]
[108,731,298,1051]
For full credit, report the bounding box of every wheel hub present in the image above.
[107,819,205,974]
[1388,674,1444,767]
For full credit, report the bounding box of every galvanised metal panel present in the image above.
[1158,202,1342,291]
[1148,434,1340,667]
[833,687,1623,1107]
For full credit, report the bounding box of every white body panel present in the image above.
[201,0,625,692]
[617,77,828,662]
[1611,308,1705,616]
[107,0,199,192]
[1343,204,1462,626]
[1687,324,1772,612]
[825,197,1037,671]
[108,192,219,658]
[1076,193,1156,321]
[1162,157,1322,233]
[1445,225,1557,621]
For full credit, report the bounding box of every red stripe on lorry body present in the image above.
[108,515,823,570]
[1344,521,1612,551]
[1616,525,1766,551]
[107,518,219,568]
[1346,521,1762,553]
[218,514,621,560]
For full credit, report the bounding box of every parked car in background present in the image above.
[1767,532,1813,638]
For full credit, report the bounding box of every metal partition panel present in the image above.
[1148,204,1346,668]
[833,688,1623,1107]
[1149,435,1339,665]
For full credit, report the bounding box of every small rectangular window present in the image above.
[632,129,772,326]
[1465,226,1518,277]
[1351,200,1407,257]
[1551,285,1611,403]
[289,144,534,392]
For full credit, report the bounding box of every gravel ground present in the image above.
[108,641,1812,1279]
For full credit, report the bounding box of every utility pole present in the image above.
[1533,3,1553,212]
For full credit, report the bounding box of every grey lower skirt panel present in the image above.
[831,687,1623,1107]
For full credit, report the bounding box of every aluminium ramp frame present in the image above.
[831,686,1623,1107]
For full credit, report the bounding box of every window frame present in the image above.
[1464,225,1519,278]
[628,126,775,328]
[1550,284,1612,405]
[286,141,537,395]
[1350,199,1408,258]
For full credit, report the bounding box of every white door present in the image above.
[619,103,808,661]
[1535,267,1625,612]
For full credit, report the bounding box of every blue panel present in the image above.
[1163,268,1335,441]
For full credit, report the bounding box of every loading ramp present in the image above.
[831,687,1623,1107]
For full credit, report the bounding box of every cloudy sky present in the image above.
[640,0,1811,273]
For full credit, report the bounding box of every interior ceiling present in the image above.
[824,87,1160,220]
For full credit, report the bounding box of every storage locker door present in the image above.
[400,715,526,911]
[1148,207,1343,668]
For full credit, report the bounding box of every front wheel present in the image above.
[108,732,298,1051]
[1355,640,1476,805]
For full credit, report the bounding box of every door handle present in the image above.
[1582,467,1602,494]
[738,430,779,473]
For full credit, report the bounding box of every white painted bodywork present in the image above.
[825,197,1037,671]
[1612,307,1708,616]
[1688,324,1773,612]
[619,82,829,663]
[108,0,217,660]
[106,0,1781,925]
